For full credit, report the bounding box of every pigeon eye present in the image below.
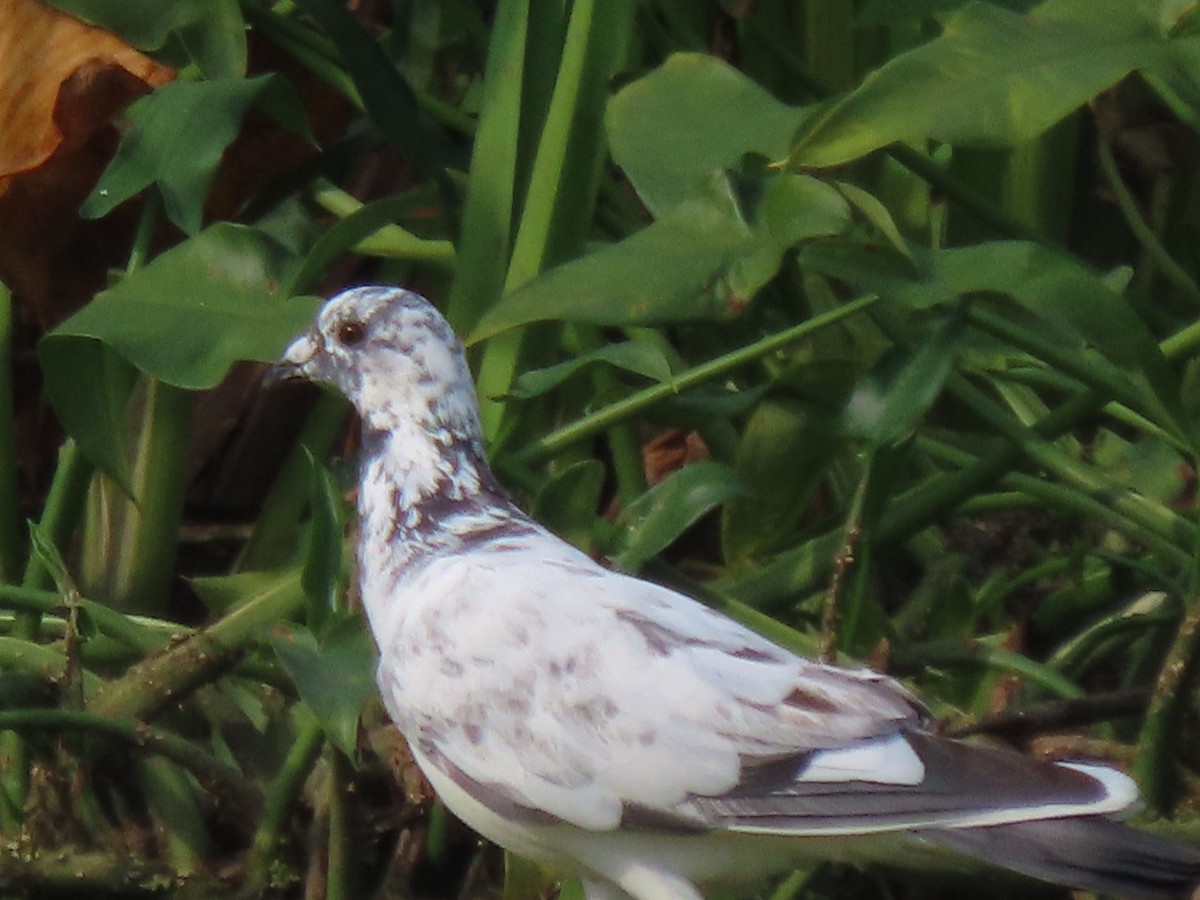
[336,320,366,346]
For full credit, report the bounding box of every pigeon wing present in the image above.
[376,534,1034,833]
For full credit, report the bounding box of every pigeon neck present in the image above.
[361,422,490,513]
[357,420,519,557]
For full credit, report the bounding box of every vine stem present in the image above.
[516,295,880,462]
[1135,599,1200,812]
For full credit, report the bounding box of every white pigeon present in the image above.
[275,285,1200,900]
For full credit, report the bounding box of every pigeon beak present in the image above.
[264,332,318,387]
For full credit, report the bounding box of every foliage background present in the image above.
[0,0,1197,897]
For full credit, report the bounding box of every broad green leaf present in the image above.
[190,567,302,615]
[473,171,849,344]
[607,53,808,216]
[509,342,673,399]
[614,462,749,571]
[82,77,300,234]
[45,0,243,64]
[38,341,137,490]
[730,175,852,297]
[271,619,376,758]
[842,314,963,447]
[792,0,1185,167]
[176,0,248,79]
[1092,430,1187,504]
[722,400,841,565]
[41,224,316,391]
[471,196,755,341]
[856,0,1035,26]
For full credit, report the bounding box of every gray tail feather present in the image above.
[915,817,1200,899]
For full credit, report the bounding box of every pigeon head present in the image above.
[277,286,483,443]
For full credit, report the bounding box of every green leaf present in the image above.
[607,52,808,216]
[614,462,749,571]
[730,174,852,296]
[301,457,346,633]
[721,400,842,565]
[41,224,316,390]
[271,619,376,758]
[1092,430,1187,504]
[471,196,754,340]
[443,0,529,332]
[856,0,1036,26]
[836,181,913,258]
[28,522,78,600]
[934,242,1185,433]
[532,460,606,552]
[190,567,300,616]
[176,0,248,79]
[48,0,250,78]
[509,342,673,399]
[82,77,297,234]
[792,0,1180,167]
[842,314,963,447]
[803,239,1188,439]
[291,0,452,195]
[287,194,438,295]
[38,341,137,491]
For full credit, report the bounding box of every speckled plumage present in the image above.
[276,286,1200,900]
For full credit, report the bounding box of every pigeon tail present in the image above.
[917,817,1200,900]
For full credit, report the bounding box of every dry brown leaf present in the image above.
[0,0,172,180]
[642,428,711,486]
[0,0,174,326]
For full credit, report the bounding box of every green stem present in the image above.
[0,284,22,581]
[1,441,92,825]
[89,566,306,721]
[967,305,1184,443]
[918,435,1193,570]
[137,757,209,869]
[114,380,191,614]
[326,749,353,900]
[444,0,529,332]
[1135,598,1200,812]
[1097,139,1200,308]
[516,295,880,462]
[998,365,1186,453]
[0,847,221,897]
[243,710,324,896]
[17,442,92,610]
[309,183,456,266]
[0,636,104,694]
[0,584,166,654]
[893,636,1085,700]
[947,375,1193,556]
[562,326,645,503]
[820,464,869,661]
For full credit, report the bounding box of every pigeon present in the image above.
[274,285,1200,900]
